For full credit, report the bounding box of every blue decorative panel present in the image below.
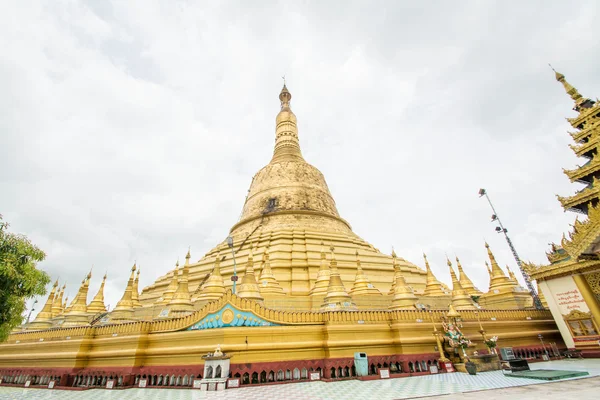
[187,304,279,330]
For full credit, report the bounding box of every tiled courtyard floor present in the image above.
[1,359,599,400]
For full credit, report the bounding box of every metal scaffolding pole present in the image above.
[478,188,543,309]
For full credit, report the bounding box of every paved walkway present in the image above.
[0,359,599,400]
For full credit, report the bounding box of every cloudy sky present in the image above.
[2,1,599,317]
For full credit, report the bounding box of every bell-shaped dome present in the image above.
[230,85,351,237]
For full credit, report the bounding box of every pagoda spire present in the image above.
[455,256,482,295]
[422,254,446,296]
[158,260,180,305]
[389,259,418,310]
[258,241,285,295]
[132,268,142,308]
[87,274,108,314]
[350,251,381,296]
[321,246,356,311]
[29,279,59,329]
[62,271,92,327]
[447,257,476,310]
[110,264,137,321]
[485,243,517,291]
[506,265,519,284]
[237,244,264,302]
[552,67,586,107]
[193,252,226,301]
[271,84,304,163]
[168,251,194,314]
[51,284,66,318]
[309,241,331,296]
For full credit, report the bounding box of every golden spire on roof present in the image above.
[310,241,331,297]
[447,257,476,310]
[422,254,446,296]
[237,244,264,302]
[194,252,226,301]
[389,260,417,310]
[258,239,285,295]
[62,272,93,327]
[51,283,66,318]
[485,243,517,292]
[158,260,180,305]
[551,65,584,106]
[87,273,108,314]
[169,251,194,314]
[131,268,141,308]
[29,279,59,329]
[321,246,356,311]
[272,84,303,164]
[455,256,482,296]
[111,264,137,321]
[350,250,381,296]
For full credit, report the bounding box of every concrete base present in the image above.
[506,369,589,380]
[455,354,500,373]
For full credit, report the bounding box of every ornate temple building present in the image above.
[524,70,600,357]
[0,85,562,390]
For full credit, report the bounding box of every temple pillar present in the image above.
[573,274,600,327]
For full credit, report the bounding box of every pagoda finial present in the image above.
[309,241,331,297]
[422,253,446,296]
[550,65,584,105]
[272,83,303,163]
[279,82,292,109]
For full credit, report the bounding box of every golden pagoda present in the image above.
[87,274,107,314]
[140,85,427,302]
[50,283,66,318]
[28,280,59,330]
[257,242,285,295]
[523,70,600,357]
[157,261,179,305]
[309,242,331,297]
[109,264,137,322]
[456,256,482,296]
[321,246,357,311]
[447,258,476,310]
[193,253,226,301]
[236,244,264,302]
[350,251,381,296]
[0,83,566,388]
[389,261,418,310]
[422,254,446,296]
[168,251,194,315]
[62,271,92,327]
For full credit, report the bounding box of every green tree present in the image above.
[0,215,50,341]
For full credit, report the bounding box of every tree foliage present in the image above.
[0,215,50,341]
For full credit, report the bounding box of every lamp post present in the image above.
[538,334,549,359]
[474,311,487,342]
[226,236,238,294]
[478,188,543,310]
[429,311,449,362]
[26,299,38,324]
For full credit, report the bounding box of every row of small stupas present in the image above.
[26,241,541,330]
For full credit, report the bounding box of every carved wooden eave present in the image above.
[557,177,600,210]
[561,204,600,258]
[523,258,600,281]
[563,154,600,182]
[569,138,599,158]
[563,309,593,320]
[566,101,600,129]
